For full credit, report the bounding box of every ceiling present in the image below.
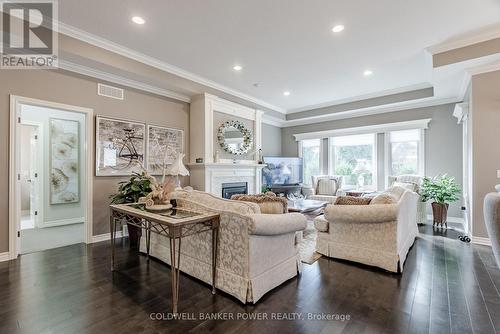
[58,0,500,112]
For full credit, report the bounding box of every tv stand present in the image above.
[269,184,302,197]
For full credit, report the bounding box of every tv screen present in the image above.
[262,157,303,186]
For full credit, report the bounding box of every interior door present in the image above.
[29,127,39,227]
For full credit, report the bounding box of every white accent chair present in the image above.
[303,175,345,203]
[140,189,307,303]
[388,175,426,225]
[314,186,419,273]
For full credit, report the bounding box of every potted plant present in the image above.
[421,175,461,227]
[110,172,153,247]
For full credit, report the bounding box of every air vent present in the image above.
[97,83,124,100]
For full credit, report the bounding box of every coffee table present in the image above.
[288,199,328,213]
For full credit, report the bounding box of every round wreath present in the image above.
[217,120,253,155]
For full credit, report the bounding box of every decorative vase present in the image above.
[214,150,220,163]
[432,202,449,227]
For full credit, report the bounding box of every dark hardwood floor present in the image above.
[1,225,499,334]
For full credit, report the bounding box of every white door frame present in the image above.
[9,95,94,260]
[19,121,44,228]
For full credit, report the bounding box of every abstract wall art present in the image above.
[50,118,80,204]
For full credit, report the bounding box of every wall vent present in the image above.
[97,83,124,100]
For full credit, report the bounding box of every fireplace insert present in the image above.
[222,182,248,199]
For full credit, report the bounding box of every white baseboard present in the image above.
[471,236,491,246]
[40,217,85,228]
[426,215,465,224]
[91,226,129,243]
[0,252,10,262]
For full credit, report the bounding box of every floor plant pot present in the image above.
[432,202,449,227]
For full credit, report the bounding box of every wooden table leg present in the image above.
[146,220,151,262]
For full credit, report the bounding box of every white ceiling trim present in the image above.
[426,24,500,55]
[262,114,286,127]
[57,21,287,114]
[58,60,192,103]
[287,83,433,114]
[281,96,459,128]
[293,118,432,141]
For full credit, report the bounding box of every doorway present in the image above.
[9,96,93,258]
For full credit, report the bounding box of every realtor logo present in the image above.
[1,0,58,69]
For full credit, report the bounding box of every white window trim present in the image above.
[299,139,323,186]
[327,134,378,191]
[384,129,425,188]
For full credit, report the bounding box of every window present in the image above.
[387,129,423,176]
[329,134,376,190]
[300,139,321,186]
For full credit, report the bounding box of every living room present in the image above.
[1,1,500,333]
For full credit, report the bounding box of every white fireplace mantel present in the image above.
[188,94,265,196]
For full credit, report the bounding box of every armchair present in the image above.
[303,175,345,203]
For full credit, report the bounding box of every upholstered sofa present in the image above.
[314,186,418,273]
[388,175,426,225]
[139,189,307,303]
[303,175,345,203]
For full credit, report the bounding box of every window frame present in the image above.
[384,129,425,188]
[327,133,378,191]
[298,138,323,187]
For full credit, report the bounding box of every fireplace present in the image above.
[222,182,248,199]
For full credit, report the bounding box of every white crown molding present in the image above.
[471,236,491,247]
[0,252,9,263]
[293,118,431,141]
[466,60,500,77]
[287,83,433,114]
[426,25,500,55]
[262,114,286,127]
[58,60,192,103]
[283,97,459,128]
[57,21,286,114]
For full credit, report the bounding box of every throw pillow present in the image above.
[317,178,338,196]
[393,181,417,192]
[335,196,372,205]
[370,193,397,205]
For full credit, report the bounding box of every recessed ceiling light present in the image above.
[363,70,373,76]
[233,65,243,71]
[131,16,146,25]
[283,91,291,96]
[332,25,345,33]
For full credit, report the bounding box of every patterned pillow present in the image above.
[317,178,338,196]
[335,196,372,205]
[370,193,397,205]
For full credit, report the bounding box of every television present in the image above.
[262,157,303,186]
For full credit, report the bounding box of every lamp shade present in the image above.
[165,152,190,176]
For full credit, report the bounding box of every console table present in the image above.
[109,203,220,313]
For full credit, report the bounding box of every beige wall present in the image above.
[0,69,189,252]
[471,70,500,238]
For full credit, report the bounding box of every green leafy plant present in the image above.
[261,184,271,193]
[420,174,461,204]
[110,172,153,204]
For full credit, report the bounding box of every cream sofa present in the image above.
[139,189,307,303]
[314,186,418,273]
[303,175,345,203]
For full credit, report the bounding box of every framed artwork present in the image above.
[50,118,80,204]
[95,116,146,176]
[147,125,184,175]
